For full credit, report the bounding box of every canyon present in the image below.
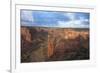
[21,26,89,62]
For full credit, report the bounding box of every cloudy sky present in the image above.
[21,10,90,28]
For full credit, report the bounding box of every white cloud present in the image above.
[21,10,34,23]
[57,18,89,28]
[57,13,89,28]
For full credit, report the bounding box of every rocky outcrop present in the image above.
[21,27,32,43]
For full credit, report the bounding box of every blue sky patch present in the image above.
[21,10,90,28]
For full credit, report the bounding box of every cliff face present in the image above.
[21,27,32,43]
[21,27,48,62]
[21,27,32,53]
[47,29,89,60]
[21,27,33,62]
